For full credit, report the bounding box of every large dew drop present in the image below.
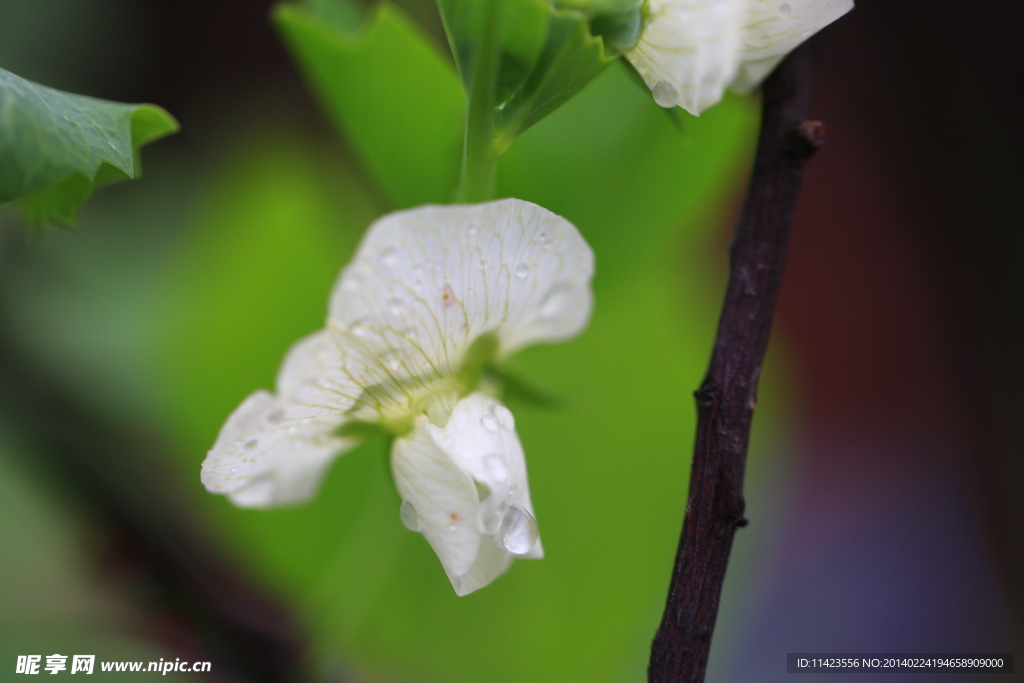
[400,500,421,532]
[500,505,539,555]
[516,263,530,279]
[652,80,679,108]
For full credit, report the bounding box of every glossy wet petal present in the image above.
[627,0,853,113]
[392,393,542,595]
[625,0,747,115]
[201,331,356,507]
[327,199,594,422]
[733,0,853,92]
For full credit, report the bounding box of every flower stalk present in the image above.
[457,0,502,202]
[648,38,825,683]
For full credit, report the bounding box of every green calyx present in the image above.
[339,332,503,438]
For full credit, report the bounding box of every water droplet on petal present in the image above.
[387,297,404,316]
[401,326,418,340]
[380,246,399,266]
[746,27,772,48]
[501,505,539,555]
[400,500,421,532]
[267,409,285,425]
[349,319,370,338]
[540,284,574,319]
[243,439,258,450]
[493,404,514,430]
[383,350,401,371]
[467,220,479,236]
[484,454,508,481]
[779,3,791,16]
[479,257,487,271]
[481,415,499,433]
[516,263,530,279]
[652,80,679,108]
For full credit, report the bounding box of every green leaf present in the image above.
[0,67,178,227]
[555,0,643,10]
[437,0,548,104]
[273,1,465,208]
[494,8,615,143]
[438,0,636,146]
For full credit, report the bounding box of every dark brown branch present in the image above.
[648,40,825,683]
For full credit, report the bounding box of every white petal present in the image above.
[451,536,514,597]
[391,415,483,582]
[276,330,361,418]
[201,331,357,507]
[391,393,542,595]
[625,0,747,115]
[327,199,594,420]
[732,0,853,92]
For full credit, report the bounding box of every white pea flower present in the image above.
[625,0,853,115]
[201,199,594,595]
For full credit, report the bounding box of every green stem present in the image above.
[457,0,501,203]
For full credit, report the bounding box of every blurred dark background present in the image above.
[1,0,1021,681]
[721,1,1024,678]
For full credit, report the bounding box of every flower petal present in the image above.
[201,331,356,507]
[391,414,483,582]
[327,199,594,420]
[625,0,747,115]
[391,392,542,595]
[732,0,853,92]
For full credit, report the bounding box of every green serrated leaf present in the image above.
[437,0,619,148]
[273,1,465,208]
[0,67,178,227]
[554,0,644,52]
[495,9,616,143]
[437,0,550,105]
